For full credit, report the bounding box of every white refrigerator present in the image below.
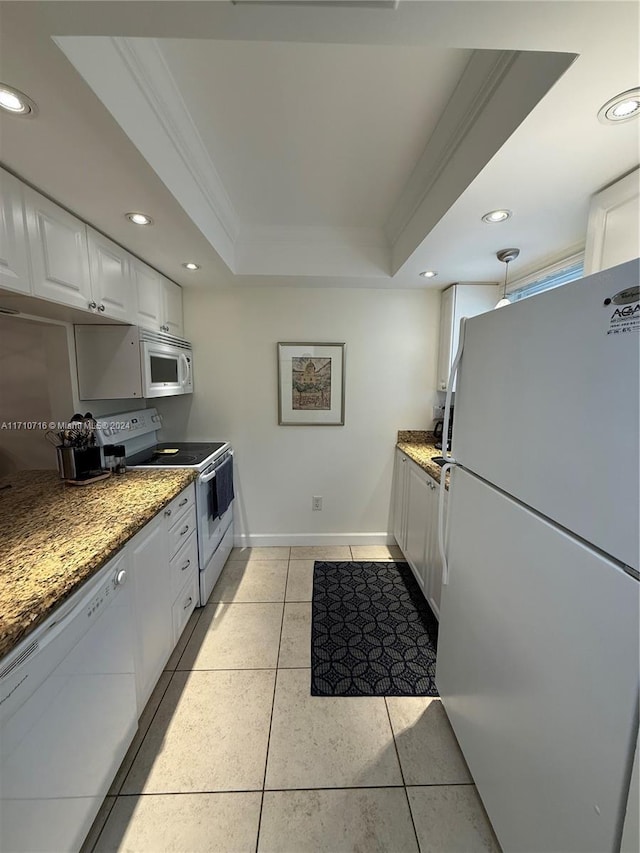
[435,258,639,853]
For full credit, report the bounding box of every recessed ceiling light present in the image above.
[182,262,200,271]
[598,88,640,124]
[0,83,37,117]
[482,209,512,224]
[420,270,438,278]
[126,212,153,226]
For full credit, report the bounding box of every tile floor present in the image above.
[82,546,501,853]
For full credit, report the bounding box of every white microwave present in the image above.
[140,330,193,398]
[75,326,194,400]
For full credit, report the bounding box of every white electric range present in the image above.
[96,408,234,605]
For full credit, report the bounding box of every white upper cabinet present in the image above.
[584,169,640,275]
[436,286,455,392]
[162,277,184,338]
[0,169,31,294]
[1,171,184,331]
[436,283,498,392]
[132,260,184,337]
[24,186,92,310]
[132,258,163,330]
[87,227,133,321]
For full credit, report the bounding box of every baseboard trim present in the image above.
[233,532,394,547]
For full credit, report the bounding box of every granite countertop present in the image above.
[0,468,198,660]
[396,430,450,486]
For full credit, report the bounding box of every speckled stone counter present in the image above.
[396,430,450,485]
[0,468,197,660]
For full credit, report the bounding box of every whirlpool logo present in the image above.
[603,285,640,308]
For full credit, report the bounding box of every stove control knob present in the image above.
[114,569,127,587]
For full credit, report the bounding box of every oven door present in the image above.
[140,341,185,398]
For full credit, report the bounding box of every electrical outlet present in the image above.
[312,496,323,511]
[433,404,446,420]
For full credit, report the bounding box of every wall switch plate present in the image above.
[312,496,323,511]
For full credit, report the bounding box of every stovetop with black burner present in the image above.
[128,442,227,467]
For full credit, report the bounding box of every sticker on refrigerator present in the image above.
[604,286,640,336]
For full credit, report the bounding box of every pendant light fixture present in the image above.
[495,248,520,308]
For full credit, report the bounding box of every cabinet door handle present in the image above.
[98,303,106,312]
[183,596,193,610]
[88,300,97,310]
[181,559,191,572]
[164,508,172,517]
[180,524,189,536]
[178,498,188,508]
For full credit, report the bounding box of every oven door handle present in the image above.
[199,451,233,484]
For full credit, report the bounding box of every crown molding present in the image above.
[239,225,388,247]
[386,48,577,275]
[235,225,390,276]
[55,34,239,271]
[386,50,516,247]
[112,37,240,246]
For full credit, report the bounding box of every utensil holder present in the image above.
[56,446,102,480]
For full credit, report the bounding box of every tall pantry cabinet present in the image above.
[436,283,498,392]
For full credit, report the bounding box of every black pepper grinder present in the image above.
[103,444,115,473]
[113,445,127,474]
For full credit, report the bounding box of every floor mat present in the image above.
[311,561,439,696]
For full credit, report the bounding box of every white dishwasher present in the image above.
[0,551,138,853]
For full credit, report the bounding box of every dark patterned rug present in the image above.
[311,561,439,697]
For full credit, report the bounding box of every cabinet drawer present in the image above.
[168,506,196,559]
[172,569,199,646]
[170,531,198,599]
[163,485,195,525]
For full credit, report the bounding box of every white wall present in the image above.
[182,285,440,545]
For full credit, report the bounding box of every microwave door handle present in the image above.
[179,353,190,388]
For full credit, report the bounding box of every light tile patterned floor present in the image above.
[83,546,501,853]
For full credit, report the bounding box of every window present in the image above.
[509,258,584,302]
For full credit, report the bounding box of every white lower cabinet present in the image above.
[129,513,173,714]
[405,462,432,593]
[129,482,196,714]
[393,448,447,618]
[392,451,409,551]
[426,486,448,619]
[172,568,199,646]
[170,528,198,599]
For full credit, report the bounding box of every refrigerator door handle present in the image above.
[442,316,466,463]
[438,462,454,585]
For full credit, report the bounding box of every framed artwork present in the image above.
[277,342,346,426]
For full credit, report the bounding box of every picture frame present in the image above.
[277,342,346,426]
